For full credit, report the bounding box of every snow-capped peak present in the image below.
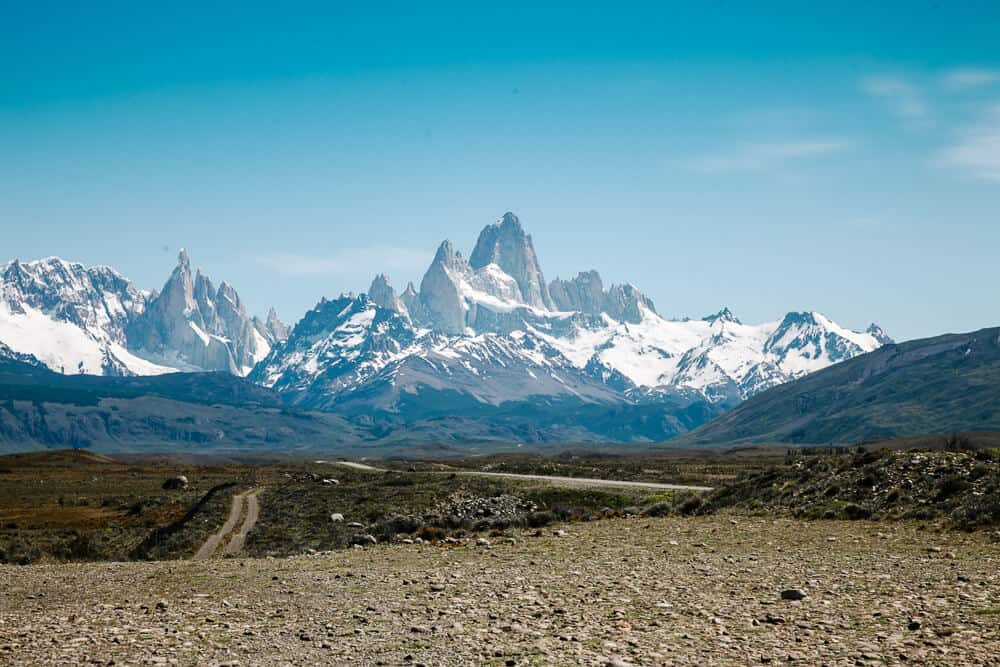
[703,307,741,325]
[0,251,276,377]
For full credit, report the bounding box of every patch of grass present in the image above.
[974,608,1000,616]
[0,450,260,563]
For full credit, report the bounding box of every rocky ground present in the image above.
[2,515,997,666]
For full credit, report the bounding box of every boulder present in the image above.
[162,475,189,490]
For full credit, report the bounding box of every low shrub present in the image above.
[640,501,672,518]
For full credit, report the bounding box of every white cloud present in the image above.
[937,104,1000,183]
[677,139,852,174]
[942,68,1000,90]
[862,75,929,126]
[253,246,429,278]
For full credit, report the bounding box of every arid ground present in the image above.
[1,446,998,665]
[2,515,998,666]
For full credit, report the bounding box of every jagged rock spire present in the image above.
[469,212,552,309]
[368,273,408,317]
[704,307,741,325]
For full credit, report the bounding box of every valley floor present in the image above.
[1,515,998,666]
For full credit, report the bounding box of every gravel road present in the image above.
[322,460,714,491]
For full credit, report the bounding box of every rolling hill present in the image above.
[0,356,370,453]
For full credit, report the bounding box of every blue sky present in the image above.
[2,1,999,341]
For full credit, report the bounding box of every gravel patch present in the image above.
[1,515,997,665]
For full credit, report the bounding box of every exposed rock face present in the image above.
[265,308,290,342]
[866,323,895,345]
[253,308,290,348]
[1,210,892,445]
[399,282,430,326]
[127,250,273,375]
[253,211,888,438]
[418,241,470,334]
[603,283,655,324]
[549,270,606,315]
[549,271,656,323]
[0,342,45,368]
[468,212,552,309]
[368,274,408,318]
[703,307,741,325]
[762,311,872,370]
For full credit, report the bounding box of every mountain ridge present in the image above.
[250,212,889,441]
[1,211,891,445]
[673,326,1000,446]
[0,252,287,378]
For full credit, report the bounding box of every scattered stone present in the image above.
[0,514,994,665]
[780,589,808,601]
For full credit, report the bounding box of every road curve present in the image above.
[321,461,713,492]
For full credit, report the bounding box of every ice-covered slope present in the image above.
[0,253,286,377]
[0,258,176,376]
[522,304,883,402]
[253,211,887,438]
[2,210,887,444]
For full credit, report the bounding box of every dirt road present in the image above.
[224,489,261,555]
[193,488,262,560]
[321,460,713,491]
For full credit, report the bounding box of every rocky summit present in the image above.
[127,250,280,375]
[0,251,287,377]
[0,211,889,444]
[251,212,888,439]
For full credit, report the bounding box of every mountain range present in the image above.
[675,327,1000,446]
[0,252,286,377]
[251,213,888,420]
[0,212,891,445]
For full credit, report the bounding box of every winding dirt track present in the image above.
[193,488,262,560]
[320,460,713,492]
